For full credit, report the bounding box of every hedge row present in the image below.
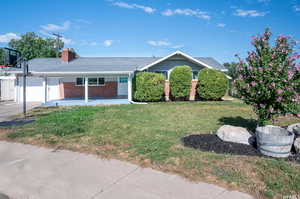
[197,68,229,100]
[133,72,165,102]
[133,67,228,102]
[169,65,192,100]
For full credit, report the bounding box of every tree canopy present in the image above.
[8,32,64,60]
[223,62,239,80]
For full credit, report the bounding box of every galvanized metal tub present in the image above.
[256,125,295,158]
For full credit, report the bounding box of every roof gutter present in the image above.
[27,71,134,75]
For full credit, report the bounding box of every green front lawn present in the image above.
[1,100,300,198]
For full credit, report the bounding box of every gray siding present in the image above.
[147,60,204,72]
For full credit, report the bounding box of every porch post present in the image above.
[85,77,88,103]
[43,76,48,103]
[128,73,132,101]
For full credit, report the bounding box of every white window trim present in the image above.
[75,77,106,86]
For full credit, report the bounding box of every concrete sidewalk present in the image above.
[0,141,254,199]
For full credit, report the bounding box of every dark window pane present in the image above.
[76,78,83,85]
[98,78,105,85]
[88,78,98,85]
[192,71,198,80]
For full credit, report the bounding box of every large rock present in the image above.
[287,123,300,136]
[216,125,252,145]
[294,138,300,154]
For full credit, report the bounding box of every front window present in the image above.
[192,71,198,80]
[76,77,106,86]
[155,71,168,80]
[98,77,105,85]
[76,78,84,86]
[88,78,98,85]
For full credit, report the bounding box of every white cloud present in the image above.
[40,21,71,31]
[161,8,210,20]
[234,9,266,17]
[0,33,20,43]
[113,2,155,13]
[147,40,171,46]
[61,37,73,45]
[294,6,300,11]
[172,44,184,49]
[217,23,226,28]
[103,40,113,47]
[39,30,73,45]
[89,42,97,46]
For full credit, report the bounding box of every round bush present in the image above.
[197,68,228,100]
[133,72,165,102]
[169,65,192,100]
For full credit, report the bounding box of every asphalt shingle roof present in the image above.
[15,56,226,73]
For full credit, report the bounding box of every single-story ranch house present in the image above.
[2,49,227,103]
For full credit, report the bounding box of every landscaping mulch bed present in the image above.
[181,134,262,156]
[181,134,300,163]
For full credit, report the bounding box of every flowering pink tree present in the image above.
[235,28,300,125]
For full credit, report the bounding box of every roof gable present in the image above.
[138,51,225,71]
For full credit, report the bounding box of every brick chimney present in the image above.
[61,48,75,62]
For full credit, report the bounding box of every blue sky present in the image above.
[1,0,300,63]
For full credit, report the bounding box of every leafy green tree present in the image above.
[235,28,300,125]
[8,32,64,60]
[223,62,239,80]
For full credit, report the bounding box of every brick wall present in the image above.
[60,82,118,98]
[164,80,198,101]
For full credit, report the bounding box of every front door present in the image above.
[118,77,128,96]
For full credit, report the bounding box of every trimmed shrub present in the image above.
[169,65,192,100]
[197,68,228,100]
[133,72,165,102]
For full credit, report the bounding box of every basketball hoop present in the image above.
[0,47,29,117]
[0,47,22,68]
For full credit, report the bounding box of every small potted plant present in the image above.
[235,28,300,158]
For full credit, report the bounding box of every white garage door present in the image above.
[0,79,15,101]
[18,77,44,102]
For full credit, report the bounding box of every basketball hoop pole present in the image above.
[23,61,28,117]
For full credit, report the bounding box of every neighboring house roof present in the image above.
[11,51,226,74]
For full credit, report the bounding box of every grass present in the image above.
[1,99,300,199]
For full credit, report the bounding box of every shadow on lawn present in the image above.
[0,119,35,127]
[219,116,257,133]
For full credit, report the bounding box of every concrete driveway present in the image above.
[0,141,254,199]
[0,101,40,123]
